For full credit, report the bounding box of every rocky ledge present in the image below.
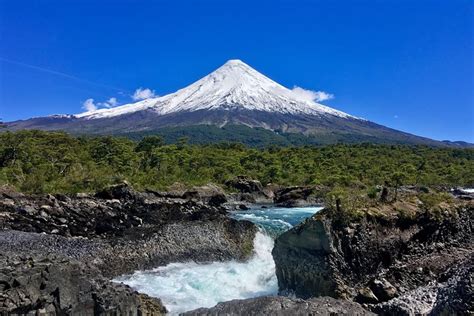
[224,176,325,207]
[0,183,257,314]
[183,296,374,316]
[272,189,473,315]
[0,255,167,315]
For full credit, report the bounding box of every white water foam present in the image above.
[114,232,277,315]
[115,207,322,314]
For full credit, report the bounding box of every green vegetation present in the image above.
[121,124,447,147]
[122,125,323,147]
[1,130,473,194]
[324,186,461,226]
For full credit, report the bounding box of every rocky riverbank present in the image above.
[183,296,374,315]
[0,183,256,314]
[272,189,474,315]
[2,180,471,315]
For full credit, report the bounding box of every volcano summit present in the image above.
[5,60,451,146]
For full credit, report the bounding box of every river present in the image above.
[114,205,322,314]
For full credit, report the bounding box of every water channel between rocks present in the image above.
[114,206,323,314]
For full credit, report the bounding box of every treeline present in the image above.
[0,130,473,194]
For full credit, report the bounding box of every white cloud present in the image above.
[394,114,399,119]
[132,87,156,101]
[82,98,97,111]
[291,86,334,103]
[99,97,119,108]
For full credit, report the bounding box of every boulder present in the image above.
[369,278,397,302]
[182,184,227,206]
[356,287,379,304]
[225,176,264,194]
[272,215,342,299]
[95,181,135,200]
[274,186,320,207]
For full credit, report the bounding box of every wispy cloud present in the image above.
[291,86,334,102]
[132,87,156,101]
[99,97,119,108]
[0,57,127,93]
[82,98,97,111]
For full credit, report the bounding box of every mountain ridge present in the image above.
[4,59,471,147]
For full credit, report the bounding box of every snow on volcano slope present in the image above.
[76,60,354,120]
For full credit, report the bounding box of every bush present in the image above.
[419,192,454,211]
[367,186,380,199]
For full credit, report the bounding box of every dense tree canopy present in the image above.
[0,130,473,194]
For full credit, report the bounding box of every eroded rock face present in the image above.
[225,176,275,205]
[182,296,374,316]
[430,255,474,315]
[272,217,340,298]
[225,176,264,194]
[182,184,228,206]
[0,183,229,238]
[0,255,166,315]
[274,186,324,207]
[272,204,474,313]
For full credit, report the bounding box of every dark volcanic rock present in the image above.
[0,184,258,315]
[182,184,227,206]
[273,215,340,298]
[274,186,323,207]
[430,255,474,315]
[0,183,229,238]
[272,201,474,313]
[225,176,264,194]
[0,218,257,279]
[225,176,274,204]
[0,255,166,315]
[95,181,136,200]
[182,296,374,316]
[370,256,474,316]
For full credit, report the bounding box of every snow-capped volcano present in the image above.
[76,59,352,120]
[6,59,452,147]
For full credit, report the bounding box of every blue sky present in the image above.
[0,0,472,142]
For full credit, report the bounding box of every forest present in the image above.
[0,130,473,194]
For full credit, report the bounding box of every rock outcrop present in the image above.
[182,184,228,206]
[225,176,274,205]
[182,296,374,316]
[272,195,473,314]
[0,183,257,314]
[225,176,265,194]
[274,186,324,207]
[0,183,234,238]
[0,255,167,315]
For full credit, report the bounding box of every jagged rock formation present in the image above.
[274,185,325,207]
[272,195,473,314]
[0,255,167,315]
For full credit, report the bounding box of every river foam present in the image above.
[115,232,277,314]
